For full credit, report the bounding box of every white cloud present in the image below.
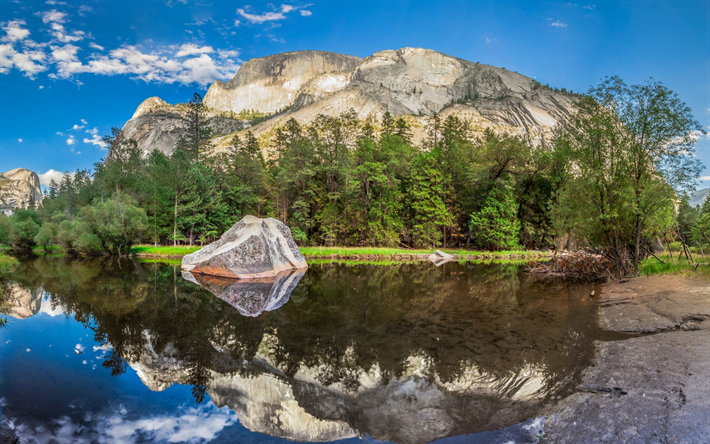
[583,4,596,9]
[39,85,44,89]
[39,296,65,316]
[78,5,93,16]
[84,127,107,149]
[175,43,213,57]
[18,138,22,143]
[70,124,84,130]
[66,135,75,145]
[218,49,239,59]
[45,1,68,5]
[80,119,87,124]
[37,9,85,43]
[11,403,238,444]
[0,14,239,86]
[39,169,73,187]
[483,36,497,44]
[237,9,286,24]
[237,4,308,24]
[300,10,312,16]
[38,9,67,25]
[0,43,47,78]
[699,176,710,181]
[2,19,30,42]
[551,20,569,27]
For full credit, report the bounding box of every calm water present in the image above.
[0,257,608,444]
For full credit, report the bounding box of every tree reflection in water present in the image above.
[5,256,603,443]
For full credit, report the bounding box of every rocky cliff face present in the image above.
[0,168,43,215]
[204,51,362,114]
[122,47,578,157]
[119,97,248,156]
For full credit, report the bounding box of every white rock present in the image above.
[428,250,455,266]
[181,215,308,279]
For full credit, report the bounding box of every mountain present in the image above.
[690,188,709,208]
[120,47,578,157]
[0,168,43,215]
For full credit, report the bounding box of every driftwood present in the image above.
[528,250,618,281]
[644,246,665,264]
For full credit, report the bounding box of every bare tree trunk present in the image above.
[633,215,642,274]
[676,222,694,264]
[697,241,706,261]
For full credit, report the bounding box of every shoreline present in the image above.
[540,274,710,443]
[131,247,548,262]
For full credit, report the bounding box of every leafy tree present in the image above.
[553,77,702,273]
[79,193,148,255]
[9,208,42,250]
[588,77,704,271]
[403,151,453,247]
[34,222,57,250]
[177,92,213,159]
[469,182,522,251]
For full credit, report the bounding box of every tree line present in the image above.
[0,78,706,274]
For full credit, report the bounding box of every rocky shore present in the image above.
[542,275,710,443]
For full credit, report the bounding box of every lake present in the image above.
[0,257,609,443]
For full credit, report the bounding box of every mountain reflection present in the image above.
[3,257,601,444]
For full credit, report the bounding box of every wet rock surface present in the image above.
[543,276,710,443]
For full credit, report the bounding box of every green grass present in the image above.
[130,245,202,256]
[0,254,18,274]
[129,244,543,261]
[641,251,710,277]
[135,257,183,265]
[299,246,539,257]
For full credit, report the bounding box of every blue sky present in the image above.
[1,0,709,188]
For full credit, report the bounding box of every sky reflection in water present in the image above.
[0,257,602,443]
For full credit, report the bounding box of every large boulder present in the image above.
[428,250,455,266]
[183,269,305,317]
[650,237,665,254]
[181,216,308,279]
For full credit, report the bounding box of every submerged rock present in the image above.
[183,269,305,317]
[428,250,455,266]
[181,215,308,279]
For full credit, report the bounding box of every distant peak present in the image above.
[132,97,168,119]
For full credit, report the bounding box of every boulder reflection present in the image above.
[182,269,305,317]
[4,257,602,444]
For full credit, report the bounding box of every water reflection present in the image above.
[183,269,305,317]
[2,282,43,319]
[2,257,603,444]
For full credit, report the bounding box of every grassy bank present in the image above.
[640,251,710,278]
[129,244,545,262]
[130,245,202,257]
